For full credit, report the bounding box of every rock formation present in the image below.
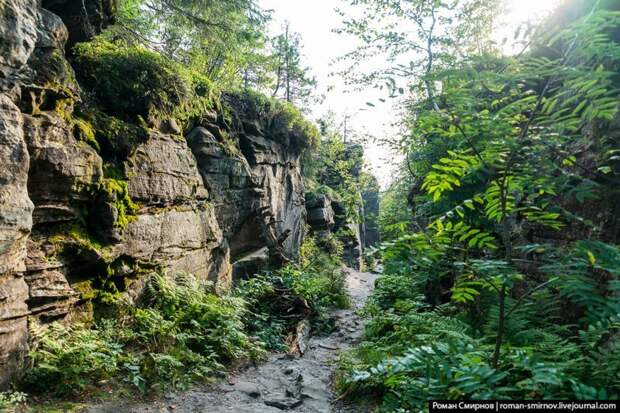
[306,193,365,270]
[0,0,309,387]
[304,141,380,270]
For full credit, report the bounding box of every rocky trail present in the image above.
[84,269,377,413]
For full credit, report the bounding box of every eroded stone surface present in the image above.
[0,273,29,387]
[126,132,208,205]
[120,205,231,288]
[0,0,38,77]
[0,97,34,274]
[24,112,103,224]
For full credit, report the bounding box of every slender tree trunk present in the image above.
[272,59,283,97]
[492,286,506,368]
[492,185,513,369]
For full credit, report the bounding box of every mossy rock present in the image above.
[73,38,215,127]
[72,117,100,152]
[79,108,149,161]
[223,90,320,153]
[79,174,138,244]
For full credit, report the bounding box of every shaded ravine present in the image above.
[84,268,377,413]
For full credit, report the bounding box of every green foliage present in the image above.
[377,171,416,240]
[22,273,264,396]
[72,118,100,152]
[338,3,620,409]
[74,38,215,125]
[338,264,618,410]
[22,251,349,399]
[543,241,620,325]
[112,0,271,89]
[0,391,28,411]
[225,89,320,153]
[24,320,124,396]
[270,23,318,107]
[304,127,372,224]
[143,273,263,360]
[336,0,500,99]
[239,238,348,342]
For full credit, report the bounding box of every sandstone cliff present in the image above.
[0,0,313,387]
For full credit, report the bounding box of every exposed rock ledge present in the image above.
[0,0,307,387]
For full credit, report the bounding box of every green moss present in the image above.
[73,280,96,301]
[225,89,320,153]
[98,178,138,231]
[73,38,216,127]
[78,108,149,161]
[68,225,105,251]
[73,118,100,152]
[49,224,104,254]
[51,92,76,121]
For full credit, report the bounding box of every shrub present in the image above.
[142,273,263,363]
[238,243,349,347]
[338,241,620,409]
[74,38,215,125]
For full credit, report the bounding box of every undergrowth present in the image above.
[337,249,620,411]
[23,273,263,397]
[238,235,349,350]
[19,236,348,401]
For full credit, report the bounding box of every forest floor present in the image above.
[82,268,377,413]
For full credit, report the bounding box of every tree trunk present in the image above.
[492,286,506,368]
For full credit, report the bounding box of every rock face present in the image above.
[305,194,364,270]
[0,0,308,388]
[188,95,307,269]
[0,0,39,388]
[306,195,335,230]
[41,0,117,50]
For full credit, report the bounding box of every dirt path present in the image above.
[84,268,377,413]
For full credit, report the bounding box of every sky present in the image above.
[258,0,564,188]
